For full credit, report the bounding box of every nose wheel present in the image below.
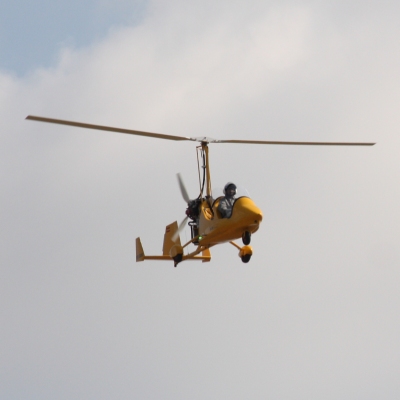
[242,231,251,245]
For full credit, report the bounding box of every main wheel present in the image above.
[241,254,251,263]
[242,231,251,245]
[173,253,183,267]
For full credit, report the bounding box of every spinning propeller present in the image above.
[172,174,192,241]
[177,173,190,203]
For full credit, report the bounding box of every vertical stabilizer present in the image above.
[162,221,182,255]
[136,237,145,262]
[202,248,211,262]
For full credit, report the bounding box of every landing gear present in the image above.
[229,241,253,264]
[173,253,183,267]
[242,231,251,245]
[170,244,184,267]
[235,243,253,264]
[241,254,251,263]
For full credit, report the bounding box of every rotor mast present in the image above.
[203,142,212,199]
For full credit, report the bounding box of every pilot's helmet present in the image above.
[223,182,237,195]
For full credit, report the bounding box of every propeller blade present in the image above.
[215,139,375,146]
[26,115,193,142]
[177,173,190,203]
[172,216,189,242]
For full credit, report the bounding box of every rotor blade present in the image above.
[172,216,189,242]
[215,139,375,146]
[26,115,376,146]
[177,173,190,203]
[26,115,193,142]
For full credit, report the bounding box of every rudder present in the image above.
[136,237,145,262]
[163,221,182,255]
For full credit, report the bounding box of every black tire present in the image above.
[241,254,251,263]
[242,231,251,245]
[173,253,183,267]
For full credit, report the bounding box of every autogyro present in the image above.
[26,115,375,266]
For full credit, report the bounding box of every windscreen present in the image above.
[211,185,250,200]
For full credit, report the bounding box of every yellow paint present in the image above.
[197,196,262,246]
[162,221,181,255]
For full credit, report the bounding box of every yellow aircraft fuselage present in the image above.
[136,143,264,265]
[197,196,263,246]
[135,195,263,265]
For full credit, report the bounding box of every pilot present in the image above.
[218,182,237,218]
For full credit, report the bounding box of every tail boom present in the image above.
[136,222,212,264]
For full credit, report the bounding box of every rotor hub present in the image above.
[191,136,220,144]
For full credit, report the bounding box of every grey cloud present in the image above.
[1,1,400,399]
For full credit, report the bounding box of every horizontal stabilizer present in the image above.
[136,231,211,264]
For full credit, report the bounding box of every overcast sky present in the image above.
[1,1,400,399]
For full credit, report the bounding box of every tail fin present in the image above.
[136,237,145,262]
[202,248,211,262]
[163,221,182,255]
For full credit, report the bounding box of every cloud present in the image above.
[1,1,400,399]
